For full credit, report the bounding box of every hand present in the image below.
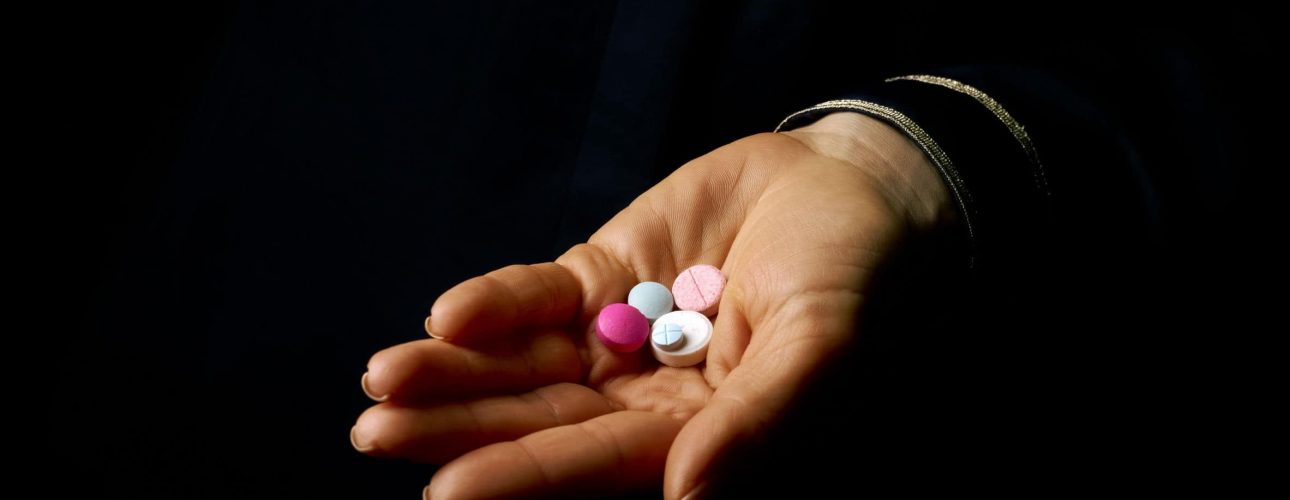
[352,112,955,499]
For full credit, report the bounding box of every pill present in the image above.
[628,281,674,322]
[671,264,726,316]
[595,303,649,353]
[650,310,712,367]
[652,322,685,351]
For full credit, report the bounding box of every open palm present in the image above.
[353,113,952,499]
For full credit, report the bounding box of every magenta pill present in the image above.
[671,264,726,316]
[595,303,650,352]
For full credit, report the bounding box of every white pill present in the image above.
[650,311,711,367]
[628,281,674,322]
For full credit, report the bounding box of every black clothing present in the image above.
[50,2,1267,497]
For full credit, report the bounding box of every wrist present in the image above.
[783,112,957,233]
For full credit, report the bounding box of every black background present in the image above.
[36,1,1274,498]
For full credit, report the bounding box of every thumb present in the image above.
[663,292,860,499]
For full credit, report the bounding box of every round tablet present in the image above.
[652,322,685,351]
[595,303,649,353]
[671,264,726,316]
[628,281,674,322]
[650,311,712,367]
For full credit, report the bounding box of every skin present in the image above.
[352,112,957,499]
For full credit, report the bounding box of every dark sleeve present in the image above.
[713,7,1265,495]
[760,24,1265,488]
[774,67,1159,286]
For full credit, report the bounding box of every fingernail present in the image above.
[422,485,432,500]
[361,372,388,402]
[425,316,445,340]
[681,482,709,500]
[350,426,375,453]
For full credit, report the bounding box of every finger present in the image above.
[664,291,859,499]
[427,410,684,499]
[363,330,581,402]
[550,243,646,384]
[428,262,582,344]
[351,383,617,463]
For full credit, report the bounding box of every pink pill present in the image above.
[595,303,649,352]
[672,264,726,316]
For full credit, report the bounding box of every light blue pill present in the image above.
[653,323,685,351]
[628,281,674,321]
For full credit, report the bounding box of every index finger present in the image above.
[427,262,582,344]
